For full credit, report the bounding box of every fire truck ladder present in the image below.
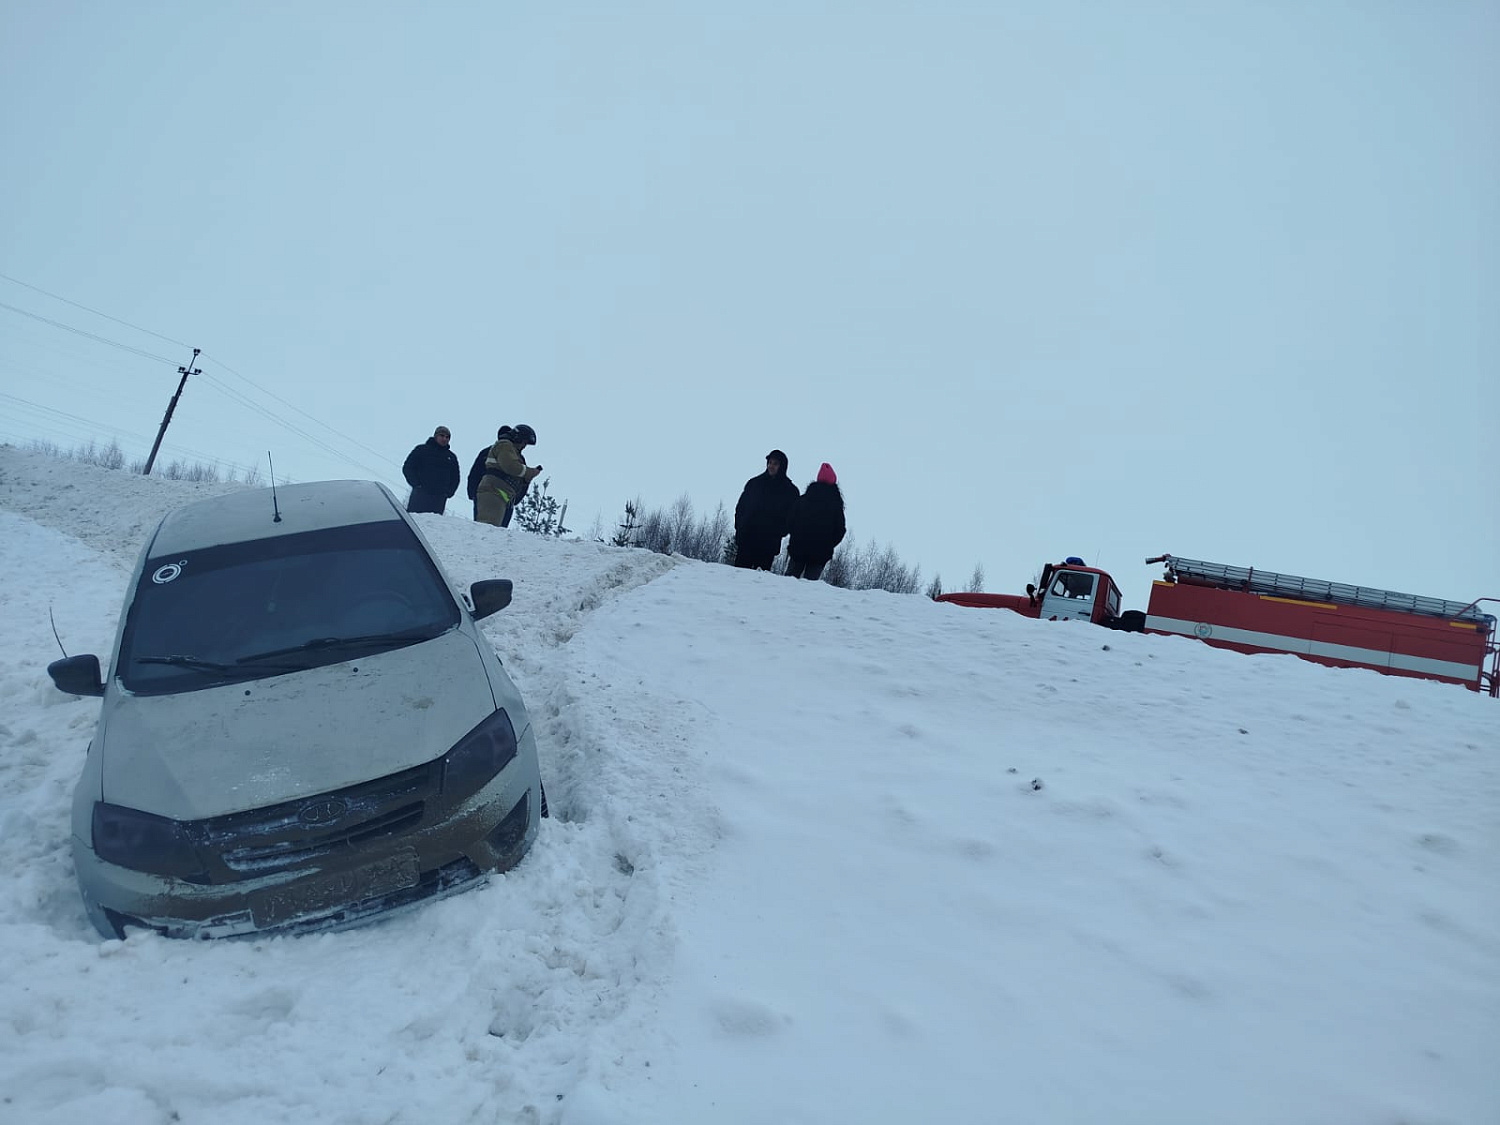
[1453,597,1500,698]
[1146,554,1488,622]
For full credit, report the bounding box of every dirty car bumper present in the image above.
[74,759,538,940]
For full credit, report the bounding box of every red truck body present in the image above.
[938,554,1499,696]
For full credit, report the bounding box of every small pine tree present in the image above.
[612,499,641,547]
[514,477,571,537]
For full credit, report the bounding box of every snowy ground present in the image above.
[0,444,1495,1125]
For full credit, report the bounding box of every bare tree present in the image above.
[159,459,220,483]
[74,438,126,470]
[699,502,732,562]
[27,438,264,489]
[635,505,672,554]
[667,493,696,556]
[672,498,731,562]
[966,563,986,592]
[622,495,735,562]
[838,537,921,594]
[866,543,921,594]
[823,538,854,587]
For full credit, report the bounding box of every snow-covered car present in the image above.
[47,479,543,939]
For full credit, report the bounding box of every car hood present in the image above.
[100,630,497,820]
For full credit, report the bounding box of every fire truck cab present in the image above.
[936,557,1142,631]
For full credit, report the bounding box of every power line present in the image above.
[0,332,172,387]
[192,374,401,483]
[200,353,403,474]
[0,301,177,365]
[3,373,401,493]
[0,396,280,481]
[0,272,192,349]
[0,274,406,489]
[0,390,155,443]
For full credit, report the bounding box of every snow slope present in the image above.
[0,445,1495,1125]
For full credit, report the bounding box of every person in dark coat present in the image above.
[733,449,799,570]
[402,425,460,514]
[467,427,514,523]
[785,462,846,581]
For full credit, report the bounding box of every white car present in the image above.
[48,479,544,939]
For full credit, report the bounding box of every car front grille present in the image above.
[192,762,440,883]
[219,802,426,873]
[254,856,485,937]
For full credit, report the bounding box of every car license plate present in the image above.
[251,851,420,927]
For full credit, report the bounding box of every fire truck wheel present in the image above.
[1114,610,1147,633]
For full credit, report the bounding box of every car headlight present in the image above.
[92,803,206,880]
[442,709,519,797]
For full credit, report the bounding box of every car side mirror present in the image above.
[48,654,104,697]
[469,579,514,621]
[1025,582,1037,607]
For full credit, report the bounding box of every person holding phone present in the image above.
[475,423,542,528]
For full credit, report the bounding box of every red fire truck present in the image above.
[937,554,1499,696]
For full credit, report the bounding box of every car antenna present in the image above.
[268,452,282,522]
[48,605,69,658]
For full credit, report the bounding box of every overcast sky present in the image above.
[2,1,1496,610]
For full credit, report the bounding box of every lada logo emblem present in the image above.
[298,798,348,826]
[152,561,187,584]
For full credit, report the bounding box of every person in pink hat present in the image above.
[785,462,846,580]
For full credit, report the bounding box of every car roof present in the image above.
[148,480,405,555]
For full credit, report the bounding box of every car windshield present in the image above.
[119,520,460,695]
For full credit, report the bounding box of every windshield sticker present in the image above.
[152,561,187,585]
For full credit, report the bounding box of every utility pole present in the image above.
[143,347,200,475]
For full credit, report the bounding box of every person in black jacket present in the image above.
[785,462,847,581]
[733,449,800,570]
[402,425,460,515]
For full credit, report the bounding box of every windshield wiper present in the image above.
[236,628,440,665]
[136,653,307,676]
[135,654,238,673]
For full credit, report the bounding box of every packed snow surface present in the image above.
[0,445,1495,1124]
